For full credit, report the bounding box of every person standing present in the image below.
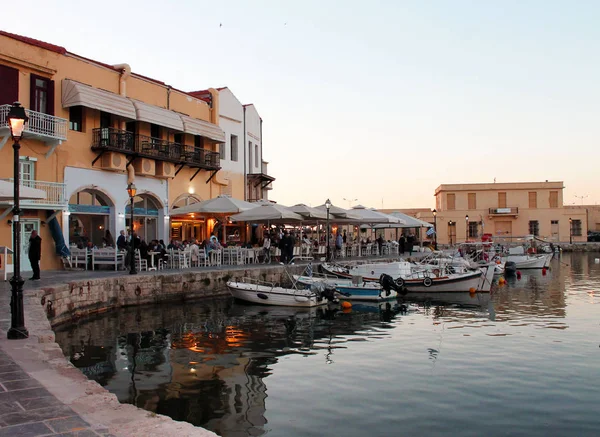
[262,233,271,264]
[399,234,406,255]
[116,230,127,251]
[28,230,42,280]
[407,233,415,256]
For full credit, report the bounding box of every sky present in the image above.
[4,0,600,209]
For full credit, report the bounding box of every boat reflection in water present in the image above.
[55,299,405,437]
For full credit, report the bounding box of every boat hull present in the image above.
[504,254,550,269]
[227,281,328,307]
[335,285,398,301]
[402,271,483,293]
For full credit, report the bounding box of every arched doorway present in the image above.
[170,194,204,242]
[68,188,114,248]
[126,193,162,243]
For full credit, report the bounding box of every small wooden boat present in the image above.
[227,277,337,307]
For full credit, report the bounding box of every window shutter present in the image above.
[30,73,37,110]
[0,65,19,105]
[47,79,55,116]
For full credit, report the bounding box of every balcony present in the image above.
[0,104,68,146]
[91,128,220,170]
[489,207,519,216]
[1,178,67,209]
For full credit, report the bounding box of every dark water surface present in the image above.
[55,253,600,437]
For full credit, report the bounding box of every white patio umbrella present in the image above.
[350,205,403,225]
[314,203,362,221]
[289,204,327,220]
[0,180,46,201]
[170,195,258,244]
[230,203,304,223]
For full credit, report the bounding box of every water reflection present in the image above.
[55,253,600,437]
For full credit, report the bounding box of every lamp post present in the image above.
[127,183,138,275]
[465,215,469,242]
[7,103,29,340]
[448,221,454,245]
[569,217,572,244]
[432,209,437,250]
[325,198,331,261]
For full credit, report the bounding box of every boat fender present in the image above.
[257,293,269,300]
[432,269,440,277]
[295,296,309,303]
[423,277,433,287]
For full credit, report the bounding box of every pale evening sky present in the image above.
[4,1,599,209]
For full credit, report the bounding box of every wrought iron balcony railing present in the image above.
[2,178,67,208]
[0,104,68,144]
[489,207,519,215]
[92,128,220,169]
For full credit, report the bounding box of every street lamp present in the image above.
[432,209,437,250]
[465,215,469,242]
[325,198,331,261]
[127,183,138,275]
[448,221,454,245]
[7,102,29,340]
[569,217,572,244]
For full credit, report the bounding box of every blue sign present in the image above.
[68,204,111,214]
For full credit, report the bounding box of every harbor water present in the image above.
[55,253,600,437]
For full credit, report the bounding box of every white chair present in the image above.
[135,249,148,271]
[244,248,256,264]
[209,249,222,266]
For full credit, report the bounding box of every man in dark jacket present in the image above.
[28,230,42,280]
[116,230,127,251]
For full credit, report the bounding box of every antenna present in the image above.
[574,194,588,205]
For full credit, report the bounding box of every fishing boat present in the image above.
[388,268,484,293]
[321,261,413,282]
[227,277,337,307]
[335,280,398,301]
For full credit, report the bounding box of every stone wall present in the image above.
[37,265,307,328]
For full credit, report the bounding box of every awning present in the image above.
[62,79,136,120]
[180,114,225,143]
[130,100,184,131]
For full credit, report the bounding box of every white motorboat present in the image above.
[502,246,553,269]
[321,261,413,282]
[227,277,337,307]
[335,281,397,301]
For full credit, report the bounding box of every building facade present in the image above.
[0,31,273,272]
[433,182,587,244]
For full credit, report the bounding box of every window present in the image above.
[230,135,238,161]
[30,74,54,115]
[248,141,253,170]
[529,192,537,208]
[69,106,83,132]
[255,144,259,167]
[447,193,456,210]
[0,65,19,105]
[551,220,559,225]
[529,220,539,236]
[19,158,35,186]
[549,191,558,208]
[174,133,183,145]
[194,135,203,148]
[572,220,582,236]
[447,221,456,244]
[468,221,478,239]
[150,124,161,139]
[468,193,476,210]
[498,192,507,208]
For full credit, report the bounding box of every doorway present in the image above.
[551,220,559,242]
[17,219,40,272]
[494,221,513,241]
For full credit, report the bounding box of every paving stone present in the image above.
[0,388,52,403]
[0,405,76,426]
[0,364,21,374]
[1,379,42,391]
[17,395,63,411]
[55,430,99,437]
[0,372,31,383]
[45,416,90,433]
[0,399,24,414]
[0,421,53,437]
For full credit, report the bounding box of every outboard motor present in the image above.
[379,273,407,296]
[504,261,517,276]
[321,284,338,303]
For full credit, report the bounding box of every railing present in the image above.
[92,128,220,169]
[2,178,67,206]
[489,207,519,215]
[0,104,68,142]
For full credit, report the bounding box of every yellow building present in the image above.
[0,30,242,271]
[433,181,587,244]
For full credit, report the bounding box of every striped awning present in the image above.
[130,100,184,131]
[180,114,225,143]
[62,79,136,120]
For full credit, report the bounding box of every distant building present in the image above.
[433,181,586,244]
